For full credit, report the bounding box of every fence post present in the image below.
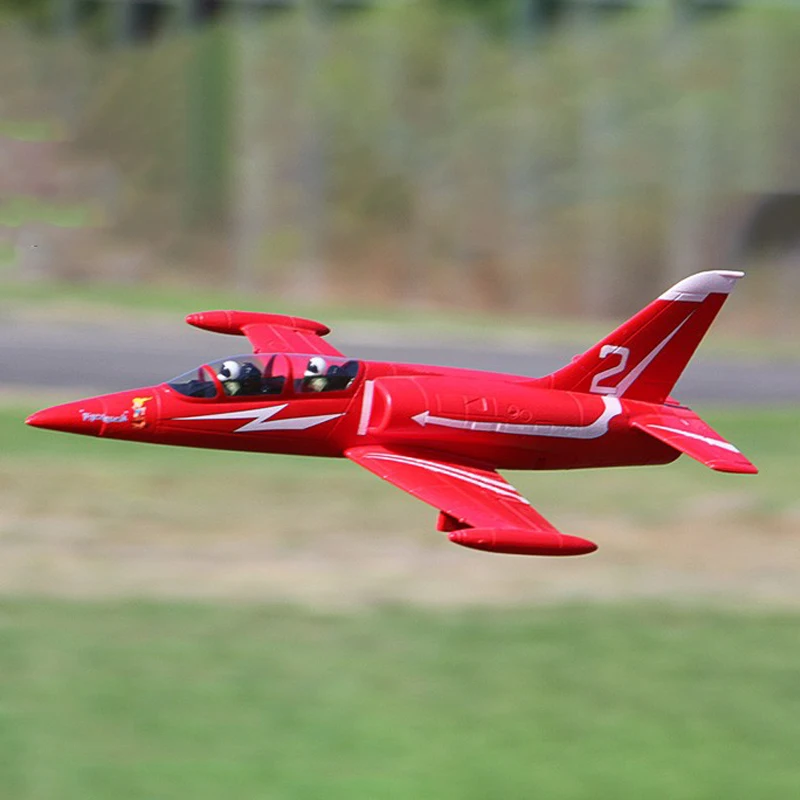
[183,3,233,233]
[233,0,271,294]
[112,0,134,46]
[286,0,328,301]
[666,17,712,284]
[505,0,542,311]
[577,5,621,318]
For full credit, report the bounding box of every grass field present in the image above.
[6,402,797,523]
[2,400,798,605]
[2,401,799,797]
[1,601,799,799]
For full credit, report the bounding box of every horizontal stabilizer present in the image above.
[632,412,758,474]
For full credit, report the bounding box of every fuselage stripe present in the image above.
[357,380,375,436]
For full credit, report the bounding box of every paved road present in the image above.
[3,319,798,404]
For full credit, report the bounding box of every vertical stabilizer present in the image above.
[545,271,744,404]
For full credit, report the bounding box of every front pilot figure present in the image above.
[304,356,328,392]
[217,360,261,396]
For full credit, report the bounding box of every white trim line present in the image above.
[365,452,528,503]
[615,317,689,397]
[648,424,741,453]
[357,380,375,436]
[368,452,512,491]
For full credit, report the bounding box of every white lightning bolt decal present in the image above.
[173,403,344,433]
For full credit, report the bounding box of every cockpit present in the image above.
[167,354,361,400]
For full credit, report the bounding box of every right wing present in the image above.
[345,444,596,556]
[186,311,343,356]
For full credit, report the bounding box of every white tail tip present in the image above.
[659,271,745,303]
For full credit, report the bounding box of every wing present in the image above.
[185,310,343,356]
[346,445,596,556]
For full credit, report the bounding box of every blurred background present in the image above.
[3,0,800,323]
[1,2,799,798]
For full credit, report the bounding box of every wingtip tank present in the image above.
[448,528,598,557]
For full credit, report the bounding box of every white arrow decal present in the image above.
[173,403,344,433]
[412,397,622,440]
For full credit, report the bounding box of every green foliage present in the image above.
[0,197,98,228]
[14,3,797,316]
[0,0,48,18]
[437,0,516,32]
[0,119,60,141]
[1,600,799,799]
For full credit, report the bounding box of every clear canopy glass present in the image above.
[167,354,360,399]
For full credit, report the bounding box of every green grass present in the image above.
[0,119,61,142]
[0,241,15,268]
[0,600,799,799]
[6,403,798,535]
[2,403,798,795]
[516,406,799,523]
[0,197,99,228]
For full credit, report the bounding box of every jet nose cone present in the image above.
[25,400,106,435]
[25,409,52,428]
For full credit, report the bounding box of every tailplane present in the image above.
[632,406,757,474]
[545,271,743,404]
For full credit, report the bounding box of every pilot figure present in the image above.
[217,360,261,396]
[304,356,328,392]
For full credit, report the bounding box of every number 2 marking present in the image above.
[590,345,630,394]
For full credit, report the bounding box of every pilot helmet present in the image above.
[305,356,327,378]
[217,360,242,382]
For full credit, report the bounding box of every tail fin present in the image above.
[545,271,744,404]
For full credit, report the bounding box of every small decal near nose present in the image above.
[131,396,154,429]
[80,410,129,425]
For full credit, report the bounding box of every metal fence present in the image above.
[3,1,800,324]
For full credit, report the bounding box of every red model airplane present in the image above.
[27,270,757,557]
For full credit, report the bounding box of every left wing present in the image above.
[345,445,596,556]
[185,310,343,356]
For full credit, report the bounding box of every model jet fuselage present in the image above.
[26,272,757,558]
[26,359,679,469]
